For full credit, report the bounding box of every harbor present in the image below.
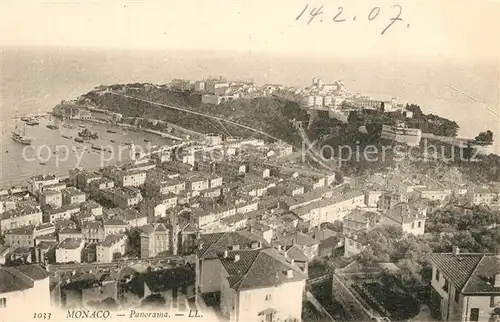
[0,116,176,189]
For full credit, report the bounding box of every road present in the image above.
[109,92,281,141]
[47,255,196,273]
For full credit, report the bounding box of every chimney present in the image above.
[292,238,296,246]
[287,269,294,278]
[495,273,500,288]
[234,254,240,262]
[223,250,228,258]
[251,241,261,249]
[291,259,295,266]
[452,246,460,255]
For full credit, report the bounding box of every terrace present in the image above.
[337,272,420,322]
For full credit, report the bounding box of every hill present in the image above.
[80,84,309,146]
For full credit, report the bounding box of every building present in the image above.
[82,221,105,243]
[380,123,422,147]
[102,167,147,188]
[140,223,170,259]
[4,224,55,248]
[378,202,427,235]
[55,238,85,263]
[44,204,80,224]
[467,187,498,206]
[88,178,115,196]
[0,206,43,234]
[58,227,82,241]
[27,174,59,197]
[39,189,63,208]
[118,209,148,228]
[103,218,129,236]
[196,231,270,295]
[275,232,319,260]
[428,249,500,322]
[61,187,86,206]
[0,265,50,312]
[100,187,143,209]
[96,234,127,263]
[217,248,306,322]
[343,209,380,235]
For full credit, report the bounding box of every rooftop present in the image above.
[57,238,83,250]
[218,248,306,291]
[197,231,270,260]
[428,252,500,294]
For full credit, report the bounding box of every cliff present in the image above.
[78,84,309,146]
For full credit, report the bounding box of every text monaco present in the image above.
[66,310,111,319]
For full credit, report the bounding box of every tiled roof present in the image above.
[219,248,306,291]
[275,232,319,247]
[285,245,309,262]
[57,238,83,250]
[104,218,128,226]
[462,255,500,294]
[427,253,483,291]
[0,268,32,293]
[15,264,50,280]
[197,231,270,259]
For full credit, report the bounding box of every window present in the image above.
[455,289,460,303]
[411,222,415,229]
[491,296,496,307]
[436,269,440,281]
[0,298,6,308]
[265,313,274,322]
[265,294,271,301]
[418,221,422,228]
[470,308,479,321]
[442,279,449,292]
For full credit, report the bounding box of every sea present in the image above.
[1,46,499,188]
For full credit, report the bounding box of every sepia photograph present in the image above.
[0,0,499,321]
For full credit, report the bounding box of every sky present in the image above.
[1,0,499,63]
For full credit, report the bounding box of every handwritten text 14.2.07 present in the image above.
[295,4,409,35]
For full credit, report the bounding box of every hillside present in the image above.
[80,84,309,146]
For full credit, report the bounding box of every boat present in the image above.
[110,140,116,143]
[26,119,39,126]
[78,129,98,140]
[40,162,47,165]
[144,139,151,142]
[12,121,33,145]
[62,124,74,129]
[21,116,30,122]
[74,137,84,143]
[62,134,72,139]
[79,125,86,128]
[106,129,118,134]
[46,123,59,130]
[91,145,102,151]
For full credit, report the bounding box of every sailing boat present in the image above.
[12,121,33,145]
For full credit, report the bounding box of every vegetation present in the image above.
[405,104,459,137]
[125,227,142,257]
[475,130,494,144]
[81,85,309,147]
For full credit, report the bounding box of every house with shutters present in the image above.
[428,247,500,321]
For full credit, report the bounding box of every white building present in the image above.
[96,234,127,263]
[55,238,84,263]
[0,265,50,313]
[218,248,306,322]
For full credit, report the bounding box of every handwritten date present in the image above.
[295,4,407,35]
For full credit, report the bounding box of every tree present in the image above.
[125,227,142,257]
[475,130,494,143]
